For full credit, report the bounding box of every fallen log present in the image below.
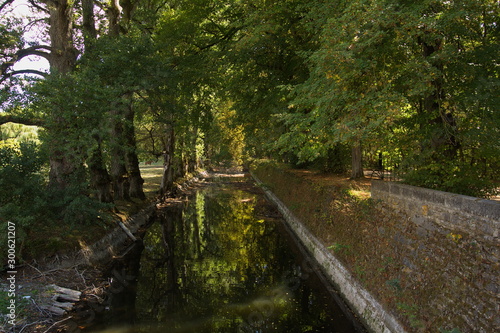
[50,300,74,311]
[49,284,81,302]
[40,304,66,316]
[42,285,81,316]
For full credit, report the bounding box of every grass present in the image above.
[140,163,164,198]
[113,163,163,219]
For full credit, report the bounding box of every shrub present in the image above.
[0,142,49,256]
[0,141,112,260]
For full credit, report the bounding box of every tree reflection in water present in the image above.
[98,181,364,333]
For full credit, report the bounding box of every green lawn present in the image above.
[140,162,163,199]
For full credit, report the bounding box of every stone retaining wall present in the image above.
[371,181,499,242]
[371,180,499,332]
[252,172,406,333]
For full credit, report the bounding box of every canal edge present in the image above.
[250,171,407,333]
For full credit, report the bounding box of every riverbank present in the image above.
[251,160,499,333]
[0,166,206,332]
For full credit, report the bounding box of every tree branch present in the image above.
[17,45,52,61]
[0,0,14,13]
[28,0,49,14]
[0,114,45,127]
[9,69,48,77]
[1,45,52,79]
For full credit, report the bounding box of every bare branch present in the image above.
[0,0,14,13]
[28,0,49,14]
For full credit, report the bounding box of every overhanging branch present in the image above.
[28,0,49,14]
[0,114,45,127]
[0,69,48,84]
[9,69,48,77]
[16,45,52,62]
[1,45,52,80]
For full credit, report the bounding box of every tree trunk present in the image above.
[110,108,130,201]
[108,0,122,36]
[124,102,146,200]
[48,150,81,189]
[111,155,130,201]
[350,141,364,179]
[45,0,80,189]
[47,0,77,74]
[160,124,175,196]
[419,36,460,160]
[88,137,113,203]
[82,0,97,50]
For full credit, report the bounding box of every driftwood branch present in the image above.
[50,284,82,301]
[39,304,66,316]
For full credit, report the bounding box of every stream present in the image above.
[85,174,366,332]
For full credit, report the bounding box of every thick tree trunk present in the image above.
[88,138,113,203]
[110,108,130,201]
[45,0,80,189]
[350,141,364,179]
[111,156,130,201]
[127,151,145,200]
[160,124,175,196]
[47,0,76,74]
[108,0,122,36]
[48,151,80,189]
[124,103,146,200]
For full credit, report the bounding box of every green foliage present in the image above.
[0,123,39,142]
[0,141,111,259]
[206,101,246,166]
[1,0,497,265]
[0,141,50,259]
[403,158,499,198]
[224,0,316,158]
[259,0,499,196]
[0,142,47,233]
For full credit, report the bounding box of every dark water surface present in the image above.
[89,176,365,332]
